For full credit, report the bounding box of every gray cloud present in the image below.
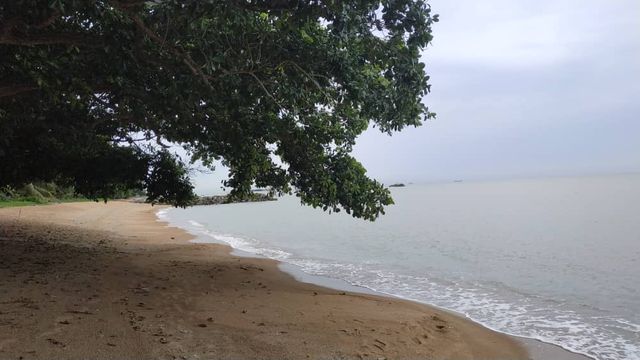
[353,0,640,184]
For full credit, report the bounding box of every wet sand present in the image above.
[0,201,528,359]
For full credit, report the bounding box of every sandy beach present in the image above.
[0,201,528,359]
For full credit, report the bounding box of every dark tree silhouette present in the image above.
[0,0,437,219]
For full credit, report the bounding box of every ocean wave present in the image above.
[188,220,204,228]
[288,259,640,360]
[160,213,640,360]
[182,221,292,261]
[156,208,170,220]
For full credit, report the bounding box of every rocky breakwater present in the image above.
[193,193,276,206]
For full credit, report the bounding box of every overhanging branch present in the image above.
[231,0,300,11]
[0,85,39,99]
[111,1,216,92]
[0,33,98,46]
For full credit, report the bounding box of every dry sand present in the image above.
[0,201,528,359]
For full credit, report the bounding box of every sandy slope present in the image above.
[0,201,527,359]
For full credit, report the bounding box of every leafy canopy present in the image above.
[0,0,437,220]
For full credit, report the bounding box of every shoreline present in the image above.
[278,263,591,360]
[0,201,531,359]
[160,205,593,360]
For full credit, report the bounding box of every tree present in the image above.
[0,0,437,220]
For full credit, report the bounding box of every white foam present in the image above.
[203,231,292,260]
[156,208,170,220]
[181,221,293,261]
[188,220,204,228]
[282,259,639,360]
[159,212,639,360]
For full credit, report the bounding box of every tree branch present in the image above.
[240,72,284,110]
[0,33,99,46]
[0,10,72,46]
[0,17,23,38]
[231,0,300,12]
[114,0,147,9]
[281,60,334,103]
[34,10,61,29]
[0,85,39,99]
[129,14,214,91]
[111,1,215,92]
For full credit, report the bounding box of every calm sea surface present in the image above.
[160,175,640,360]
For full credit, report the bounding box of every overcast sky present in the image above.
[193,0,640,194]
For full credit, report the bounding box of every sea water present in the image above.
[159,174,640,360]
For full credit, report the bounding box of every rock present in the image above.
[192,193,276,206]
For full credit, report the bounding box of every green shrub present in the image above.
[1,182,86,205]
[33,184,54,198]
[1,186,14,200]
[22,183,46,201]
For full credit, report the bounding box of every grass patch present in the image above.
[0,200,41,208]
[0,198,89,208]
